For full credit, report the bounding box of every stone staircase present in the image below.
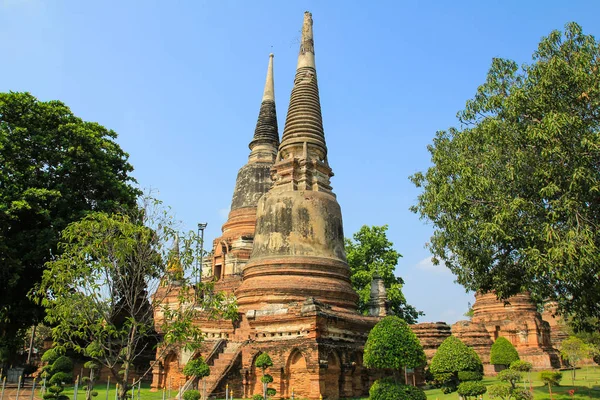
[202,341,243,397]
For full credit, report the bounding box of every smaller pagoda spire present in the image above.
[248,54,279,163]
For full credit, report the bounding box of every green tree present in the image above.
[0,92,140,359]
[364,316,426,383]
[560,336,591,384]
[345,225,422,323]
[457,381,487,400]
[539,371,562,400]
[255,353,273,400]
[409,23,600,330]
[429,336,483,393]
[183,357,210,396]
[35,200,236,400]
[490,337,520,368]
[369,377,427,400]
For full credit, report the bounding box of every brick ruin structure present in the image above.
[151,12,385,400]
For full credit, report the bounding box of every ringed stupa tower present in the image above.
[209,54,280,292]
[235,11,358,311]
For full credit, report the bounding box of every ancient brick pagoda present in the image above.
[151,12,383,400]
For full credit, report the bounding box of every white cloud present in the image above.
[415,256,451,275]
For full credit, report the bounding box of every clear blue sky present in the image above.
[2,0,599,324]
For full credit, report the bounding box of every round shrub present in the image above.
[430,336,483,393]
[261,374,273,384]
[497,368,523,388]
[266,388,276,396]
[512,387,533,400]
[487,384,511,399]
[539,370,562,386]
[457,381,487,399]
[91,391,99,397]
[183,358,210,379]
[255,353,273,370]
[182,390,200,400]
[510,360,532,372]
[48,385,64,394]
[49,372,72,385]
[490,337,520,366]
[369,378,427,400]
[41,349,61,364]
[51,356,73,374]
[252,395,263,400]
[457,370,483,382]
[364,316,426,370]
[369,378,405,400]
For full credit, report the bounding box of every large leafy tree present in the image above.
[345,225,422,323]
[35,200,237,400]
[0,92,140,358]
[410,23,600,329]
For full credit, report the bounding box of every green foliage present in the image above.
[41,348,61,364]
[457,370,483,382]
[0,91,140,357]
[488,384,512,400]
[183,358,210,379]
[369,378,427,400]
[409,22,600,330]
[252,395,264,400]
[364,316,426,370]
[49,372,72,385]
[261,374,273,384]
[91,391,99,397]
[539,370,562,386]
[430,336,483,393]
[345,225,422,323]
[266,388,276,397]
[255,353,273,370]
[182,390,200,400]
[491,337,520,366]
[560,336,591,384]
[509,360,532,372]
[84,361,99,370]
[35,199,236,396]
[457,381,487,399]
[497,369,523,389]
[52,356,74,373]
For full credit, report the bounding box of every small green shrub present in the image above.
[369,378,405,400]
[49,372,72,385]
[252,395,263,400]
[457,370,482,382]
[509,360,532,372]
[497,368,522,388]
[41,349,61,364]
[369,378,426,400]
[90,391,99,397]
[457,381,487,399]
[51,356,73,374]
[183,358,210,379]
[266,388,276,396]
[261,374,273,384]
[430,336,483,393]
[512,387,533,400]
[487,383,511,400]
[539,370,562,386]
[255,353,273,369]
[490,337,520,367]
[182,390,200,400]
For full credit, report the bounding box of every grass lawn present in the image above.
[423,366,600,400]
[55,366,600,399]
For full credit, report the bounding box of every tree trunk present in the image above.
[548,383,553,400]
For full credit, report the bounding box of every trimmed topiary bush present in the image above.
[369,378,427,400]
[457,370,483,382]
[490,337,520,367]
[261,374,273,384]
[252,395,263,400]
[266,388,276,397]
[255,353,273,369]
[509,360,532,372]
[540,370,562,398]
[183,358,210,379]
[497,368,522,389]
[457,381,487,399]
[51,356,73,374]
[430,336,483,393]
[182,390,200,400]
[364,316,426,371]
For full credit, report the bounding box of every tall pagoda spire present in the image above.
[209,54,280,286]
[278,11,327,165]
[248,54,279,163]
[235,12,358,312]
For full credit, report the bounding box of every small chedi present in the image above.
[411,292,562,376]
[151,12,386,400]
